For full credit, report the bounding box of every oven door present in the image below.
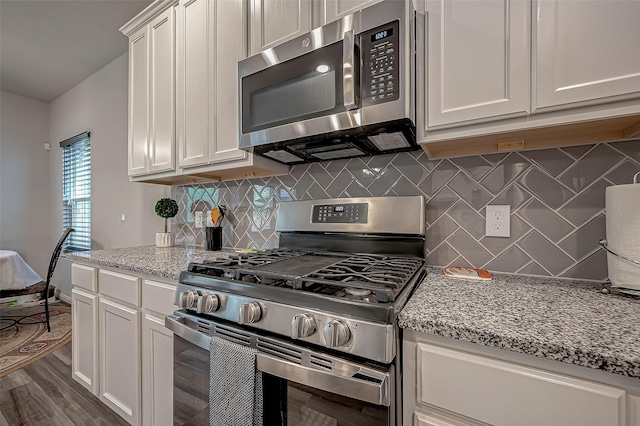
[166,312,394,426]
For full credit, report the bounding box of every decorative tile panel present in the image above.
[172,142,640,281]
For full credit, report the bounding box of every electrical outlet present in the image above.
[195,211,204,228]
[485,205,510,238]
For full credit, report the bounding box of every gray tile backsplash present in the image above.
[172,142,640,281]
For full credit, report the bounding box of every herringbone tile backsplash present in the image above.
[172,141,640,281]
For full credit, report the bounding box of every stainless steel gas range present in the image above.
[166,196,426,426]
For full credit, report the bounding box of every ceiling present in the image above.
[0,0,152,103]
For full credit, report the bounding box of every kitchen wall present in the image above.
[173,141,640,281]
[48,53,167,298]
[0,91,51,277]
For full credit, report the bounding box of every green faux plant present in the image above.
[155,198,179,233]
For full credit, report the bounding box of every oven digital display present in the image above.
[312,203,368,224]
[371,28,393,42]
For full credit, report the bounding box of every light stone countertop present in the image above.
[64,245,233,281]
[399,267,640,379]
[65,247,640,378]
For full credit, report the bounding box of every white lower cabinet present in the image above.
[71,288,99,395]
[99,298,141,426]
[71,264,177,426]
[141,280,176,426]
[403,334,635,426]
[142,314,173,426]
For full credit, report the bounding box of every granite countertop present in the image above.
[399,267,640,379]
[64,245,233,281]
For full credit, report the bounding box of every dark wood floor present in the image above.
[0,342,129,426]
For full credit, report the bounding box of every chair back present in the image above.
[46,228,74,285]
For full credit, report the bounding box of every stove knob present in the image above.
[196,294,220,314]
[239,302,262,324]
[178,291,198,309]
[323,320,351,348]
[291,314,316,339]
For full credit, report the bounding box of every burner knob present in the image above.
[239,302,262,324]
[178,291,198,309]
[196,294,220,314]
[323,320,351,348]
[291,314,316,339]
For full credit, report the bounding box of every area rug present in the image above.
[0,302,71,377]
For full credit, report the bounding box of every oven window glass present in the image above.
[242,41,347,134]
[173,335,210,425]
[285,381,388,425]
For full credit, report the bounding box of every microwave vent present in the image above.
[367,132,410,151]
[263,150,304,163]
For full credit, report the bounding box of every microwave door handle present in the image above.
[343,29,357,110]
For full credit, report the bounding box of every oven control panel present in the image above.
[313,203,368,223]
[360,20,400,107]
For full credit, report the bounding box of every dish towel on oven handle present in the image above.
[210,335,263,426]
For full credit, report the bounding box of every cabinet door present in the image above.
[534,0,640,111]
[176,0,212,168]
[414,410,475,426]
[249,0,312,56]
[142,314,173,426]
[148,8,176,173]
[416,343,625,426]
[99,298,141,426]
[422,0,529,130]
[128,26,149,176]
[323,0,381,25]
[210,0,249,164]
[71,288,99,395]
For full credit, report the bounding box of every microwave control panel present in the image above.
[360,20,400,107]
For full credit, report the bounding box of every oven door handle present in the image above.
[165,314,211,351]
[256,352,390,406]
[343,29,357,110]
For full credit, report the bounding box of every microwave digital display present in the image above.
[371,28,393,42]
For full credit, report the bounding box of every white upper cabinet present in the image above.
[126,6,176,177]
[148,10,175,173]
[423,0,529,130]
[249,0,384,56]
[211,0,249,164]
[249,0,312,56]
[128,27,149,176]
[322,0,381,25]
[129,7,175,176]
[175,0,211,168]
[533,0,640,111]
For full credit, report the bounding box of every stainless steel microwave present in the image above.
[238,1,418,165]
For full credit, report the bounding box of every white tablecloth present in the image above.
[0,250,43,291]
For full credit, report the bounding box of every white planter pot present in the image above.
[155,232,174,247]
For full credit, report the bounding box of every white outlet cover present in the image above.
[486,205,510,238]
[195,211,203,228]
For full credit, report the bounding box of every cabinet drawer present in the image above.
[142,280,176,316]
[71,264,97,292]
[99,270,141,306]
[417,343,625,426]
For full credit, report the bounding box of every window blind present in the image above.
[61,132,91,251]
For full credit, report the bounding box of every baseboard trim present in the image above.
[59,294,72,304]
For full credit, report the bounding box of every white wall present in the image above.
[49,53,167,297]
[0,91,51,278]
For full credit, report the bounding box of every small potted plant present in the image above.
[155,198,179,247]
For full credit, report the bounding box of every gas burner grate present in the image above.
[300,254,424,302]
[191,249,310,278]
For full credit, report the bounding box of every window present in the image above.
[61,132,91,250]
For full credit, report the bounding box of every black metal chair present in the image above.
[16,227,74,332]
